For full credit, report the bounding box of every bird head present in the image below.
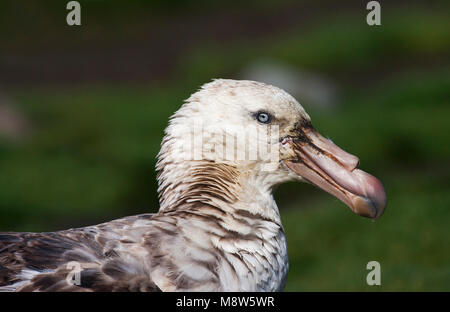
[159,79,386,220]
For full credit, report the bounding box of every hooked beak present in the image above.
[283,124,386,220]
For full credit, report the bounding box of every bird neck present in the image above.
[156,159,282,224]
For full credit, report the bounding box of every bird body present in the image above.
[0,79,385,291]
[0,210,287,291]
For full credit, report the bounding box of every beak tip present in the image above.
[351,194,386,221]
[373,197,387,221]
[353,170,387,220]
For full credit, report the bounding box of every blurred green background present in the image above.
[0,0,449,291]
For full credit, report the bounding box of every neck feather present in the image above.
[157,153,281,223]
[157,159,241,210]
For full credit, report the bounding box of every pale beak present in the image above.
[283,124,386,220]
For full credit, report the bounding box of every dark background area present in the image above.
[0,0,449,290]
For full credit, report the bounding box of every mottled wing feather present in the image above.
[0,214,161,292]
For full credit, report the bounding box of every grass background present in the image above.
[0,0,449,291]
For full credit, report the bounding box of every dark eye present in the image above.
[256,112,271,124]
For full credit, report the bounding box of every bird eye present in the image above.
[256,112,271,124]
